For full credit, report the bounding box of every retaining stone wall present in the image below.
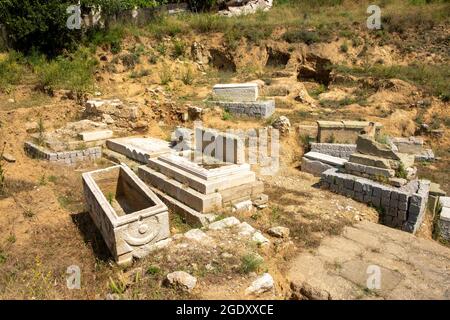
[321,168,429,234]
[24,141,101,165]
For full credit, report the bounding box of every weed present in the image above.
[156,43,167,56]
[340,41,349,53]
[23,209,35,218]
[240,253,264,274]
[38,174,47,186]
[109,276,127,295]
[159,64,173,85]
[106,192,115,205]
[146,266,161,275]
[172,40,185,58]
[396,163,408,179]
[37,118,45,146]
[181,67,194,85]
[222,110,233,121]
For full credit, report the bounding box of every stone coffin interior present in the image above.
[91,166,156,216]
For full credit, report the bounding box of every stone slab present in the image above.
[79,130,113,142]
[148,156,256,195]
[304,151,347,167]
[216,100,275,119]
[106,137,173,163]
[212,83,258,102]
[301,157,334,176]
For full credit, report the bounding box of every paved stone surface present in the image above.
[288,221,450,300]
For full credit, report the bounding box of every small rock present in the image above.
[164,271,197,292]
[232,200,253,213]
[245,273,274,295]
[267,226,290,238]
[252,232,270,245]
[187,105,203,121]
[2,153,16,163]
[272,116,291,136]
[221,252,233,259]
[208,217,240,230]
[238,222,256,237]
[25,121,39,133]
[7,98,15,103]
[184,229,208,242]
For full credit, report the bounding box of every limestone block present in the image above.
[213,83,258,102]
[79,130,113,142]
[304,151,347,167]
[301,157,333,176]
[216,100,275,119]
[349,153,391,169]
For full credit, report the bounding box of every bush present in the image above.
[0,51,26,92]
[240,253,263,274]
[0,0,79,56]
[33,48,97,93]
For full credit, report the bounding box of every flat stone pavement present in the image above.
[288,221,450,300]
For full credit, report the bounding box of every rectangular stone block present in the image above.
[216,100,275,119]
[398,201,408,211]
[213,83,259,102]
[371,197,381,207]
[390,199,399,209]
[398,210,407,221]
[344,179,355,190]
[79,130,113,142]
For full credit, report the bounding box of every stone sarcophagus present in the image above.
[82,165,169,265]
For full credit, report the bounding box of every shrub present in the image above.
[34,48,97,93]
[0,0,79,56]
[172,39,185,58]
[0,51,26,92]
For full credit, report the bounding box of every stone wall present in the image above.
[321,168,429,234]
[310,143,356,160]
[317,120,382,144]
[24,141,101,165]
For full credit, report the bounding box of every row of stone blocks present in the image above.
[321,168,429,233]
[310,143,356,160]
[216,100,275,119]
[24,141,102,165]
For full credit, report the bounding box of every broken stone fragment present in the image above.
[267,226,290,238]
[252,231,270,245]
[232,200,253,213]
[245,273,274,295]
[208,217,240,230]
[164,271,197,292]
[237,222,256,237]
[184,229,208,242]
[2,153,16,163]
[272,116,291,136]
